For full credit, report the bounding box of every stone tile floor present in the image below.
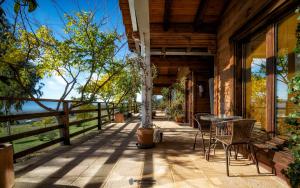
[14,117,289,188]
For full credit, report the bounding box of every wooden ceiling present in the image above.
[119,0,227,94]
[119,0,227,52]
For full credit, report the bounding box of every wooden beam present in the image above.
[151,51,214,56]
[219,0,230,19]
[153,87,163,95]
[153,75,177,84]
[150,31,216,51]
[151,56,214,68]
[194,0,208,31]
[163,0,172,31]
[151,23,216,34]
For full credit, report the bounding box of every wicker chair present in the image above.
[193,113,211,155]
[214,119,260,176]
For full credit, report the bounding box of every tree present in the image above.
[83,58,141,119]
[0,4,43,135]
[0,10,128,113]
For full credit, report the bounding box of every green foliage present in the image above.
[284,161,300,188]
[84,57,141,105]
[161,77,185,119]
[0,10,43,113]
[38,131,57,141]
[75,104,95,127]
[1,9,128,112]
[32,117,57,141]
[282,5,300,187]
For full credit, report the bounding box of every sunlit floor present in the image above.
[14,116,288,188]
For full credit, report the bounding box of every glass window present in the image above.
[245,31,267,130]
[276,13,300,136]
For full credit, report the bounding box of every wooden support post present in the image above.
[62,102,70,145]
[112,103,115,121]
[97,103,102,130]
[266,25,275,134]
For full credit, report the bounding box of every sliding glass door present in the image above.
[275,13,300,136]
[245,31,267,130]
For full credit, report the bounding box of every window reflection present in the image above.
[245,32,267,130]
[276,13,299,136]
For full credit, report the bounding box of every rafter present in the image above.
[194,0,208,31]
[163,0,172,31]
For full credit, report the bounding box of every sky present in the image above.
[3,0,142,101]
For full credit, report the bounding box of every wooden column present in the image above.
[136,0,152,127]
[62,102,70,145]
[97,103,102,130]
[266,25,275,134]
[112,103,115,122]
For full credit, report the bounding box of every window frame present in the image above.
[234,8,297,136]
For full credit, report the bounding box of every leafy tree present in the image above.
[83,59,141,118]
[0,3,43,135]
[27,12,127,110]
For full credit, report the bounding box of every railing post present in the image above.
[97,102,102,130]
[112,103,115,122]
[62,101,70,145]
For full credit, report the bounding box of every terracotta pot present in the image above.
[115,113,125,123]
[137,127,154,146]
[175,116,184,123]
[0,143,14,188]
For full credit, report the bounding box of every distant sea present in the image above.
[1,101,101,115]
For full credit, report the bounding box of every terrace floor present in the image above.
[14,115,289,188]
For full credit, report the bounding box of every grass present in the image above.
[0,115,107,154]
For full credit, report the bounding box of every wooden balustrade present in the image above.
[0,97,140,160]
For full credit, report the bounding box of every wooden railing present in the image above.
[0,97,139,159]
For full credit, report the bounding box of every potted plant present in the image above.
[135,56,157,149]
[169,77,185,122]
[115,105,125,123]
[174,111,185,123]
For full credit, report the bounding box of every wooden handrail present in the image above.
[0,97,140,160]
[69,117,98,126]
[0,125,62,143]
[0,111,63,122]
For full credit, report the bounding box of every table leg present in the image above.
[206,123,213,161]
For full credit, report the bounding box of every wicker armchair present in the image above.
[193,113,211,155]
[214,119,260,176]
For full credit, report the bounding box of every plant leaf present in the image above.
[28,0,37,12]
[14,1,20,14]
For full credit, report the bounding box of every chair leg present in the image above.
[234,145,239,160]
[193,131,199,150]
[272,167,277,175]
[201,133,206,155]
[213,139,218,155]
[226,145,231,176]
[249,143,260,174]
